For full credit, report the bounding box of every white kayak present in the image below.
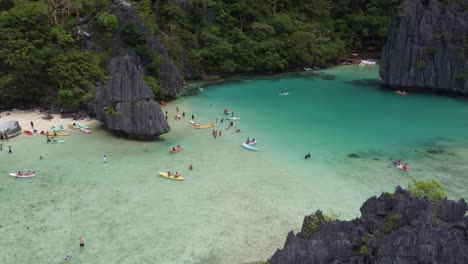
[242,142,258,151]
[228,117,240,120]
[244,140,257,145]
[280,92,289,96]
[33,129,44,135]
[10,172,36,178]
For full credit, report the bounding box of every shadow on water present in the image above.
[345,79,383,88]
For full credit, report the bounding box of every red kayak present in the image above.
[169,147,182,154]
[10,172,36,178]
[23,130,33,135]
[160,101,167,106]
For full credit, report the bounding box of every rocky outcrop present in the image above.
[94,55,170,139]
[0,120,21,138]
[111,0,183,96]
[269,186,468,264]
[380,0,468,93]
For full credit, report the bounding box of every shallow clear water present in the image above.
[1,65,468,264]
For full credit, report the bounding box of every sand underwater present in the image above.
[1,65,468,264]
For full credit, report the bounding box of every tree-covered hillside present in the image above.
[0,0,401,110]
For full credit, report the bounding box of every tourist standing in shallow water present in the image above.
[79,236,85,248]
[8,145,12,153]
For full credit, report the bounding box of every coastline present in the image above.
[0,109,98,135]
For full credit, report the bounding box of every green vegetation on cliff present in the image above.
[0,0,401,109]
[148,0,401,78]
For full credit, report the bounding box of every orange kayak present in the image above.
[160,101,167,106]
[23,130,33,136]
[169,147,182,154]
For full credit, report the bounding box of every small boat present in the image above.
[46,140,66,144]
[9,172,36,178]
[242,142,258,151]
[395,90,408,95]
[279,92,289,96]
[159,172,184,181]
[67,124,77,130]
[45,132,70,137]
[196,124,215,129]
[228,117,240,120]
[75,123,89,129]
[360,59,376,65]
[160,101,167,106]
[303,67,312,71]
[80,128,92,134]
[189,120,200,126]
[23,130,33,136]
[169,147,182,154]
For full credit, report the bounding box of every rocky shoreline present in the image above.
[268,186,468,263]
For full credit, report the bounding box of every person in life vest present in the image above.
[189,165,193,170]
[396,160,401,166]
[403,163,408,172]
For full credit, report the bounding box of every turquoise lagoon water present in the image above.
[1,65,468,264]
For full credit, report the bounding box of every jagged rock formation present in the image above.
[0,120,21,138]
[94,55,170,139]
[269,186,468,264]
[93,0,185,139]
[380,0,468,93]
[111,0,183,96]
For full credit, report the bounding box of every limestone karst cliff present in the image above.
[380,0,468,93]
[269,186,468,264]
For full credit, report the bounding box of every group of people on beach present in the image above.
[165,106,195,121]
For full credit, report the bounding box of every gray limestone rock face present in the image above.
[380,0,468,93]
[94,55,170,139]
[111,0,183,96]
[268,187,468,264]
[0,120,21,138]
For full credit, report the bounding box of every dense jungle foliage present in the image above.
[0,0,402,109]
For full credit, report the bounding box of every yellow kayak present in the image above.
[45,132,70,136]
[189,120,200,126]
[196,124,215,129]
[159,172,184,181]
[67,124,77,130]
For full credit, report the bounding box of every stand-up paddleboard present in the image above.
[242,142,258,151]
[10,172,36,178]
[159,172,184,181]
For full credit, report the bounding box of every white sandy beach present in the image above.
[0,109,98,135]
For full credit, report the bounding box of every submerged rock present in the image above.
[426,149,445,154]
[380,0,468,93]
[94,55,170,139]
[268,187,468,264]
[0,120,21,138]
